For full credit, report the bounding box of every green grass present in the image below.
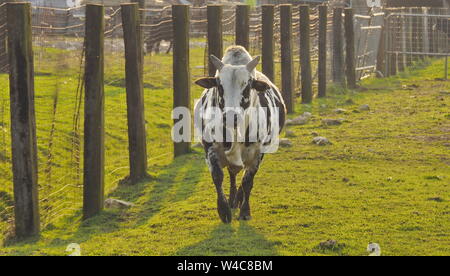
[0,47,449,255]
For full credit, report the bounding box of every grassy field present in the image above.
[0,47,449,255]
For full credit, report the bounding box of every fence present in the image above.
[1,2,447,240]
[354,9,384,80]
[384,8,450,78]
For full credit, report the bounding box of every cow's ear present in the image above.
[195,77,217,89]
[252,80,270,92]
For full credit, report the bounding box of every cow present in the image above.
[194,46,286,223]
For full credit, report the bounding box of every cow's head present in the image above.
[195,55,270,109]
[195,55,270,125]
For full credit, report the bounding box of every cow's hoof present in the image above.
[218,198,232,224]
[237,214,252,221]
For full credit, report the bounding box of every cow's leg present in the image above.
[148,42,154,55]
[238,169,256,221]
[205,146,232,223]
[228,166,242,209]
[228,168,238,208]
[238,154,264,221]
[155,41,161,54]
[235,186,243,208]
[145,39,152,55]
[166,41,173,54]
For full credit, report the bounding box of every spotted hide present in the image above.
[193,46,286,223]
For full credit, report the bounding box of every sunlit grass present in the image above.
[0,48,448,255]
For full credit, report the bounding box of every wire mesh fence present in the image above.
[308,6,319,89]
[249,6,262,57]
[0,2,10,238]
[385,7,450,76]
[140,5,174,166]
[223,4,237,52]
[0,3,6,73]
[103,6,130,195]
[31,5,86,229]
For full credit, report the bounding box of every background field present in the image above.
[0,48,448,255]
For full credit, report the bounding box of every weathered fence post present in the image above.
[132,0,145,18]
[399,15,406,72]
[280,4,294,113]
[385,13,397,76]
[122,3,147,183]
[262,4,275,82]
[407,8,414,66]
[300,5,312,104]
[172,5,190,157]
[131,0,145,45]
[445,56,448,80]
[376,24,386,77]
[418,8,425,61]
[332,7,344,85]
[235,4,250,49]
[411,8,420,63]
[207,5,223,77]
[421,8,429,60]
[318,4,327,98]
[344,8,356,89]
[83,4,105,220]
[7,2,39,238]
[132,0,144,77]
[389,53,397,76]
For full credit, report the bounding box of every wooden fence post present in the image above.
[300,5,312,104]
[131,0,145,45]
[83,4,105,220]
[172,5,190,157]
[7,2,39,238]
[132,0,145,15]
[344,8,356,89]
[389,53,397,76]
[121,3,147,183]
[384,14,393,77]
[235,4,250,49]
[207,5,223,77]
[318,4,327,97]
[262,4,275,82]
[407,8,414,66]
[132,0,144,77]
[376,18,386,77]
[332,7,344,85]
[280,4,294,113]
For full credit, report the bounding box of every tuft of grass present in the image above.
[313,240,347,255]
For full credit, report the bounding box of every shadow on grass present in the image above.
[59,152,207,245]
[175,222,279,256]
[131,153,207,227]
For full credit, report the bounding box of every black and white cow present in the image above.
[194,46,286,223]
